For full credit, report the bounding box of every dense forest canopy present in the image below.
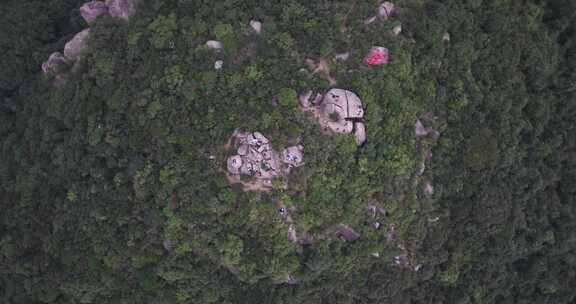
[1,0,575,303]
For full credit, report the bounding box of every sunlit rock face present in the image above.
[80,1,108,24]
[42,52,67,75]
[105,0,138,20]
[64,29,91,61]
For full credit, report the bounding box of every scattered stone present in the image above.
[286,274,299,285]
[354,122,366,146]
[373,222,381,230]
[424,181,434,197]
[206,40,223,50]
[386,224,396,243]
[42,52,67,75]
[335,52,350,61]
[371,252,380,258]
[249,20,262,34]
[364,46,389,66]
[80,1,109,24]
[443,32,451,42]
[414,120,429,137]
[287,224,297,243]
[64,29,91,61]
[392,24,402,36]
[414,264,423,272]
[393,254,408,266]
[299,90,313,108]
[163,239,175,252]
[378,2,395,20]
[336,224,360,242]
[214,60,224,70]
[105,0,138,20]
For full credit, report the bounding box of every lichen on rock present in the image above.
[301,88,367,146]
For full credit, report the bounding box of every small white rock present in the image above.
[392,24,402,36]
[214,60,224,70]
[249,20,262,34]
[335,52,350,61]
[206,40,223,50]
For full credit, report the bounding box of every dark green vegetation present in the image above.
[1,0,575,303]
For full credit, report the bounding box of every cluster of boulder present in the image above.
[300,88,367,146]
[41,0,138,83]
[226,130,304,191]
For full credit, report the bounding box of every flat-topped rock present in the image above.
[80,1,108,24]
[105,0,138,20]
[225,130,305,191]
[64,29,91,61]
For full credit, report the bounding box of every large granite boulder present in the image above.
[80,1,108,24]
[105,0,138,20]
[64,29,91,61]
[42,52,67,75]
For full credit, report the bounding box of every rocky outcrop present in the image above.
[64,29,91,61]
[105,0,138,20]
[225,130,305,191]
[80,1,108,24]
[300,89,367,146]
